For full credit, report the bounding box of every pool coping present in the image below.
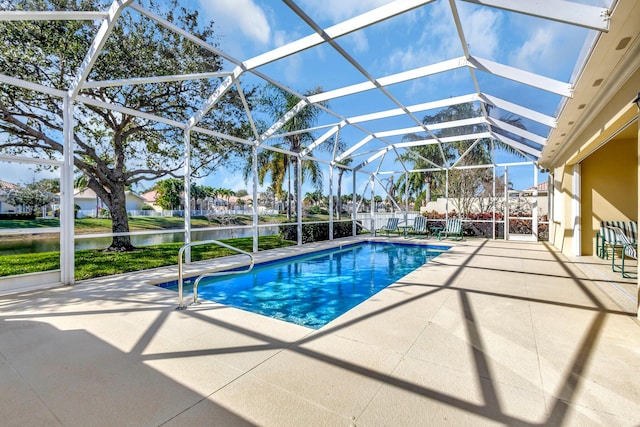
[141,235,451,287]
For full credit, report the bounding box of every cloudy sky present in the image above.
[187,0,598,191]
[2,0,606,193]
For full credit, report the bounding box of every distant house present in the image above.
[74,188,146,217]
[0,180,20,213]
[140,190,162,212]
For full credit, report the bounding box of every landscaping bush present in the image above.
[0,213,35,220]
[279,221,362,243]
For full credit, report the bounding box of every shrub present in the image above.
[279,221,362,243]
[0,213,35,220]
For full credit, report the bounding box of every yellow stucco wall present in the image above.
[580,138,638,255]
[549,164,575,254]
[547,67,640,257]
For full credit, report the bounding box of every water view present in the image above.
[0,226,279,256]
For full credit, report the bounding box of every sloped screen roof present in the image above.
[0,0,614,177]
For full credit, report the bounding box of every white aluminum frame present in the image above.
[0,0,612,287]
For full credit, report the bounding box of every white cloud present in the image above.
[513,27,554,71]
[297,0,390,54]
[299,0,391,23]
[0,162,59,186]
[198,0,271,45]
[378,3,458,74]
[273,29,288,48]
[458,5,501,60]
[348,30,369,54]
[509,22,585,79]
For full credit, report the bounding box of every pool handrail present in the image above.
[176,240,255,310]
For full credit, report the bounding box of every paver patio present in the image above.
[1,238,639,426]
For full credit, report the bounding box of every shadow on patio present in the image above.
[1,238,639,426]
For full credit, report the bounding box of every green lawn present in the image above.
[0,217,213,232]
[0,235,295,280]
[0,218,61,229]
[0,214,331,232]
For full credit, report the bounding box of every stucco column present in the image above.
[572,163,582,257]
[637,112,640,319]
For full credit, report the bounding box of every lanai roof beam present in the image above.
[461,0,610,32]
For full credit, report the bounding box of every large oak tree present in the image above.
[0,0,252,250]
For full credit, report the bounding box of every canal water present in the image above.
[0,226,279,255]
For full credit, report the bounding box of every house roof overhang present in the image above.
[539,0,640,168]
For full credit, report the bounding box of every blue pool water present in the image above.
[159,242,449,329]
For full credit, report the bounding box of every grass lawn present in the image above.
[0,235,296,280]
[0,217,213,232]
[0,214,331,233]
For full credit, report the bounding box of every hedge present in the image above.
[0,213,36,220]
[279,221,362,243]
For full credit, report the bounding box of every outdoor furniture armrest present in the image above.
[609,226,637,278]
[375,217,399,237]
[438,218,463,241]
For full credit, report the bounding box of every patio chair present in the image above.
[438,218,463,241]
[628,220,638,244]
[596,221,628,259]
[609,226,637,278]
[375,217,399,237]
[409,216,429,238]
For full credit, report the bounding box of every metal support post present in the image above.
[504,167,509,240]
[329,163,334,240]
[60,95,75,285]
[296,156,302,246]
[184,128,191,263]
[252,145,259,253]
[352,170,357,236]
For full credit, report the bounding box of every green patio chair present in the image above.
[409,216,429,238]
[628,220,637,244]
[609,226,637,278]
[376,217,399,237]
[596,221,628,259]
[438,218,463,241]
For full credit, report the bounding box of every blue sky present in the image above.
[2,0,609,195]
[188,0,601,193]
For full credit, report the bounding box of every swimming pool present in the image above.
[158,241,449,329]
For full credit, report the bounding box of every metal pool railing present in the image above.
[176,240,255,310]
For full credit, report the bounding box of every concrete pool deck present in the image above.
[1,238,639,426]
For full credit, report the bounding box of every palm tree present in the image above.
[191,184,208,211]
[259,85,328,219]
[243,146,288,213]
[304,190,323,207]
[396,142,447,206]
[399,103,528,210]
[335,157,352,219]
[223,188,235,209]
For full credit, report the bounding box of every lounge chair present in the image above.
[628,220,638,243]
[596,221,629,259]
[375,217,399,237]
[438,218,463,241]
[609,226,637,278]
[409,216,429,238]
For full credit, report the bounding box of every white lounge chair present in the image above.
[409,216,429,238]
[609,226,637,278]
[438,218,463,241]
[376,217,399,237]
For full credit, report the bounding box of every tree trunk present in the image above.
[90,179,134,252]
[292,156,299,221]
[336,169,344,220]
[425,174,432,203]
